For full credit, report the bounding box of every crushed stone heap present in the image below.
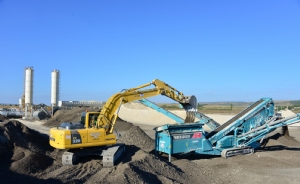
[0,120,55,183]
[118,125,155,152]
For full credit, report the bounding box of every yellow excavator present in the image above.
[49,79,197,167]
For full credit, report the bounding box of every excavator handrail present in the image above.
[95,79,197,134]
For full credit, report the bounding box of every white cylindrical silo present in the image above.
[19,98,22,108]
[25,67,34,104]
[51,69,60,106]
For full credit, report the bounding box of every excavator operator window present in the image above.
[80,112,86,125]
[89,114,97,127]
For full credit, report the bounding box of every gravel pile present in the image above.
[95,149,189,184]
[118,125,155,152]
[0,120,55,183]
[265,132,300,147]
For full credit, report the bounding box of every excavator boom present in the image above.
[97,79,197,134]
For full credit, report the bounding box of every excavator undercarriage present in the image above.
[62,144,125,167]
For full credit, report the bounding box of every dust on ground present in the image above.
[1,107,300,184]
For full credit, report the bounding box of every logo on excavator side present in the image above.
[90,132,101,139]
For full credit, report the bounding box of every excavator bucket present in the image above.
[180,95,197,123]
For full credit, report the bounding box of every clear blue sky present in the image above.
[0,0,299,104]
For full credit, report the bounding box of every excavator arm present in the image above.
[96,79,197,134]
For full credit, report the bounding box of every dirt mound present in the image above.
[265,132,300,147]
[10,150,53,174]
[92,149,189,184]
[0,115,7,122]
[0,120,53,157]
[114,117,134,136]
[0,119,187,183]
[0,120,56,183]
[122,150,187,184]
[118,125,155,152]
[44,107,98,127]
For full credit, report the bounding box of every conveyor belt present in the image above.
[206,99,264,138]
[138,99,187,124]
[41,106,51,117]
[195,111,220,127]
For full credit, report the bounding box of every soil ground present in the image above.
[1,105,300,184]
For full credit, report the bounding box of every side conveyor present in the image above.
[139,98,219,130]
[195,111,220,130]
[138,99,185,124]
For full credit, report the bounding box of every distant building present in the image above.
[58,101,104,108]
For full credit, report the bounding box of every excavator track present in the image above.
[62,151,77,166]
[61,144,125,167]
[102,144,126,167]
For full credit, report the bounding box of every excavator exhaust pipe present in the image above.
[180,95,197,123]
